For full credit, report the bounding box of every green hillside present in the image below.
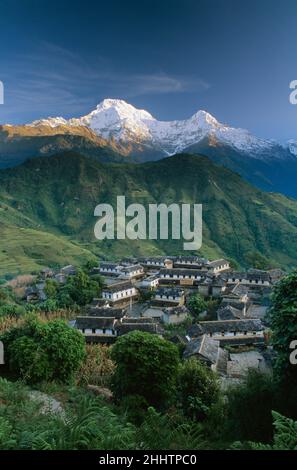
[0,152,297,275]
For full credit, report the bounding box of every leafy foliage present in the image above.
[1,317,86,383]
[177,358,220,420]
[111,331,180,409]
[188,293,207,317]
[232,411,297,450]
[225,370,275,443]
[268,271,297,419]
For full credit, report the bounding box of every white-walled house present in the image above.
[75,316,117,342]
[153,287,185,305]
[102,281,138,304]
[138,275,159,289]
[226,271,271,286]
[159,268,203,285]
[118,264,144,279]
[162,305,189,324]
[99,262,123,276]
[207,259,230,274]
[198,319,265,345]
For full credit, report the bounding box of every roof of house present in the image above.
[174,256,208,265]
[217,305,244,321]
[227,271,270,282]
[75,316,115,330]
[103,281,134,293]
[60,265,77,275]
[187,323,204,338]
[163,305,189,317]
[199,319,264,334]
[115,322,160,336]
[99,262,122,270]
[155,287,184,297]
[121,317,154,324]
[183,334,220,364]
[208,259,229,268]
[121,264,144,273]
[86,307,126,319]
[160,268,204,277]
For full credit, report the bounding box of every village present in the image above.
[23,255,285,385]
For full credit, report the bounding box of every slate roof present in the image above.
[155,287,184,297]
[121,264,143,273]
[183,334,220,364]
[103,281,134,293]
[187,323,204,338]
[163,305,189,317]
[199,319,264,334]
[217,305,244,321]
[208,259,229,268]
[75,316,115,330]
[115,322,160,336]
[160,268,203,277]
[86,307,126,319]
[121,317,154,324]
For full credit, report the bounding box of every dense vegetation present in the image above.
[0,271,296,450]
[1,152,297,276]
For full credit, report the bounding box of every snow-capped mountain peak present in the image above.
[26,99,293,159]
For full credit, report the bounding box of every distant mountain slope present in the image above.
[0,152,297,275]
[0,124,126,168]
[2,99,297,198]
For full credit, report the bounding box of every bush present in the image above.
[1,317,86,384]
[188,293,207,317]
[111,331,180,409]
[177,358,220,421]
[225,370,276,443]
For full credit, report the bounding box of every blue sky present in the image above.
[0,0,296,141]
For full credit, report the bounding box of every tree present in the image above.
[111,331,180,409]
[1,317,86,383]
[177,358,220,421]
[58,269,102,307]
[188,293,207,318]
[44,279,58,299]
[226,370,275,443]
[269,271,297,418]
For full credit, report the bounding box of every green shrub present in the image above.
[1,317,86,383]
[177,358,220,420]
[111,331,180,409]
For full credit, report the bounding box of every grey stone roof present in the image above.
[187,323,204,337]
[103,281,134,293]
[121,264,143,272]
[86,307,126,319]
[199,319,264,334]
[160,268,204,277]
[75,316,115,330]
[155,287,184,297]
[115,322,160,336]
[121,317,154,324]
[163,305,189,316]
[217,305,243,321]
[208,259,229,268]
[183,334,220,365]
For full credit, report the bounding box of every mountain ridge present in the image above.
[2,99,297,199]
[0,151,297,275]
